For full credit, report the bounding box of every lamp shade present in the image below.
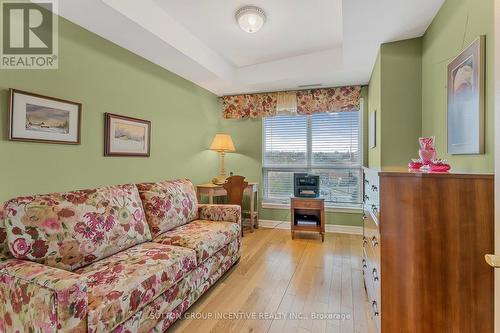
[210,134,236,152]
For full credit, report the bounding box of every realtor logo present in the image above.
[1,0,58,69]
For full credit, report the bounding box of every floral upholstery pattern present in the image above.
[0,179,242,332]
[198,204,241,224]
[111,238,240,333]
[3,184,152,271]
[74,242,196,333]
[111,276,192,333]
[222,93,277,119]
[0,259,88,333]
[222,86,361,119]
[0,205,11,261]
[154,239,241,333]
[137,179,198,237]
[154,220,240,263]
[296,86,362,114]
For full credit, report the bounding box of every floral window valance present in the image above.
[222,85,362,119]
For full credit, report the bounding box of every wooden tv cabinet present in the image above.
[291,197,325,242]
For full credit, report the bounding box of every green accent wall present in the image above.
[380,39,423,167]
[0,17,221,202]
[422,0,494,172]
[369,0,494,173]
[368,52,382,168]
[368,38,423,168]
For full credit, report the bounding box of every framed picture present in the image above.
[369,110,376,148]
[8,89,81,144]
[105,113,151,157]
[447,36,485,155]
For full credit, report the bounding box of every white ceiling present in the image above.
[56,0,444,96]
[155,0,343,68]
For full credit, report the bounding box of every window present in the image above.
[263,109,362,208]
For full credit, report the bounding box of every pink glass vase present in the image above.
[418,137,436,166]
[419,148,436,165]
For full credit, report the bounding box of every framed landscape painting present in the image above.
[447,36,485,155]
[8,89,82,144]
[105,113,151,157]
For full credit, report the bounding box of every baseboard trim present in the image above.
[258,219,362,235]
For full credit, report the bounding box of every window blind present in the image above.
[263,111,361,206]
[263,115,307,167]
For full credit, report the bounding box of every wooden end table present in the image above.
[291,197,325,242]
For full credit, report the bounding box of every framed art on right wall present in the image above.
[447,35,485,155]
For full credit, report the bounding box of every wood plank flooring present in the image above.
[168,228,376,333]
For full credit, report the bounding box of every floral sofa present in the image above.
[0,179,241,333]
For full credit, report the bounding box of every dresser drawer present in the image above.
[364,202,380,223]
[363,190,379,207]
[363,181,380,205]
[363,208,380,237]
[363,248,381,332]
[363,168,380,208]
[292,198,323,210]
[365,240,380,300]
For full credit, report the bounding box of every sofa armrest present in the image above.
[198,204,241,224]
[0,259,87,332]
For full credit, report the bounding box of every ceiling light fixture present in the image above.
[235,6,266,34]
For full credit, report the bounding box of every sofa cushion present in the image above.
[74,242,197,333]
[153,220,240,263]
[136,179,198,237]
[111,238,241,333]
[3,184,152,271]
[0,204,11,260]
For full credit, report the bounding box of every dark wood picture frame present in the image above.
[8,88,82,144]
[104,113,151,157]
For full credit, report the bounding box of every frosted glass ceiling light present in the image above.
[235,6,266,33]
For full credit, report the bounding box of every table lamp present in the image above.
[210,134,236,185]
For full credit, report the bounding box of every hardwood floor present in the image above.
[168,228,376,333]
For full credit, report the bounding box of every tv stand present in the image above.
[291,197,325,242]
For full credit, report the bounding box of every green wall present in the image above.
[368,38,422,168]
[422,0,494,172]
[369,0,494,173]
[368,52,382,168]
[0,17,221,202]
[219,87,369,227]
[380,38,423,167]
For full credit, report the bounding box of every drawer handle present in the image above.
[364,194,370,201]
[362,214,367,221]
[372,268,379,282]
[362,259,367,269]
[364,179,369,185]
[371,185,378,192]
[372,301,379,316]
[363,237,368,245]
[371,236,379,247]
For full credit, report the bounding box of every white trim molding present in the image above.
[258,219,362,235]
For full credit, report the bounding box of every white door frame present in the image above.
[494,0,500,332]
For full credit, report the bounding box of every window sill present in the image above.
[261,202,363,214]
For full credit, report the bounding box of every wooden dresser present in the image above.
[362,167,494,333]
